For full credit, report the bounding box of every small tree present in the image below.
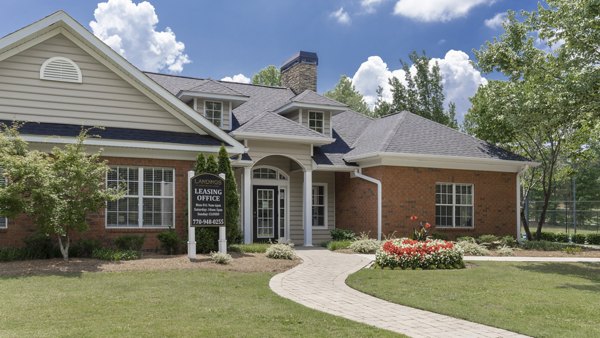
[252,65,281,87]
[0,126,122,260]
[324,76,370,115]
[217,145,242,244]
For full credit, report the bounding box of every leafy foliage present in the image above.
[157,229,180,254]
[114,235,145,252]
[375,238,464,270]
[455,241,490,256]
[324,76,370,114]
[265,243,295,260]
[218,145,242,244]
[519,240,565,251]
[92,248,139,261]
[326,240,353,251]
[349,238,380,254]
[229,243,270,253]
[587,234,600,245]
[330,228,356,241]
[377,51,458,128]
[210,252,232,265]
[466,2,599,240]
[251,65,281,87]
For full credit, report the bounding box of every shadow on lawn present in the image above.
[516,262,600,291]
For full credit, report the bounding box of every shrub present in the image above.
[456,236,476,243]
[114,235,145,252]
[266,244,295,260]
[477,234,499,244]
[0,247,27,262]
[520,240,564,251]
[349,237,380,254]
[157,230,180,255]
[327,240,352,251]
[456,241,490,256]
[70,239,101,258]
[429,233,449,240]
[229,243,270,253]
[210,252,232,265]
[375,238,464,270]
[330,228,356,241]
[539,232,556,242]
[92,248,139,261]
[196,228,218,253]
[571,234,586,244]
[496,245,514,256]
[500,236,517,248]
[562,246,583,255]
[587,234,600,245]
[554,233,569,243]
[23,233,57,259]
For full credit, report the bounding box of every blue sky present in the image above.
[0,0,540,120]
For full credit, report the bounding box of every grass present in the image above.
[229,243,271,253]
[523,226,599,235]
[347,261,600,338]
[0,269,398,337]
[326,240,353,251]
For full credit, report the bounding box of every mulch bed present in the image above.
[0,252,301,277]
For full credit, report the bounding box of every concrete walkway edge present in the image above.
[270,248,529,338]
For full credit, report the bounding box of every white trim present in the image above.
[328,111,333,137]
[40,56,82,83]
[0,11,245,154]
[274,102,347,115]
[308,111,325,134]
[204,100,224,128]
[312,163,357,172]
[311,183,328,229]
[435,182,475,229]
[231,132,334,145]
[251,165,290,242]
[228,101,233,131]
[105,166,176,229]
[177,91,249,102]
[349,152,539,173]
[303,170,313,246]
[243,166,252,244]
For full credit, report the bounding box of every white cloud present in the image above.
[90,0,190,73]
[330,7,351,25]
[484,12,507,30]
[393,0,495,22]
[350,56,405,108]
[361,0,386,14]
[221,73,251,84]
[351,50,487,121]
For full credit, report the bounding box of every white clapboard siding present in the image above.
[0,34,197,133]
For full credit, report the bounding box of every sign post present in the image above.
[188,172,227,259]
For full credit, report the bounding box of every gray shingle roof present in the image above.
[314,111,371,166]
[291,90,348,108]
[233,111,329,140]
[344,112,528,161]
[188,79,247,97]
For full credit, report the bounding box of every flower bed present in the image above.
[375,238,464,270]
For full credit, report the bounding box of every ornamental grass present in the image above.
[375,238,464,270]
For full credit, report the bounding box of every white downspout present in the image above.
[351,169,382,241]
[516,165,529,243]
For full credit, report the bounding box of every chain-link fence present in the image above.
[525,200,600,234]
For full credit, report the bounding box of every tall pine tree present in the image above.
[217,145,241,244]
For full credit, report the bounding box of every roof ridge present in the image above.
[189,79,246,96]
[382,111,408,152]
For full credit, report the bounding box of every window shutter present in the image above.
[40,57,82,83]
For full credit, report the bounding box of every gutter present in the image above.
[351,169,382,241]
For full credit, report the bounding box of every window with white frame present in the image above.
[308,111,324,134]
[106,167,174,228]
[312,184,327,227]
[0,169,6,228]
[204,101,223,127]
[435,183,473,228]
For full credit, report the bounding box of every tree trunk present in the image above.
[535,189,552,240]
[521,209,532,240]
[57,235,70,261]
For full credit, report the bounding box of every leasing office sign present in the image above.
[190,173,225,227]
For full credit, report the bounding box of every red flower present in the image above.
[410,215,418,221]
[424,222,431,229]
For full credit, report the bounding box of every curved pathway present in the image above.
[270,248,528,338]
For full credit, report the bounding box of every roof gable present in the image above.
[0,11,244,154]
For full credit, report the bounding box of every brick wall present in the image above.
[336,166,517,239]
[0,157,195,250]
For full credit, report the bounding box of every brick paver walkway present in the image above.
[270,248,528,338]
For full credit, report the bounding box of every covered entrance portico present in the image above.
[240,155,314,246]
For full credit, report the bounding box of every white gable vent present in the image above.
[40,57,82,83]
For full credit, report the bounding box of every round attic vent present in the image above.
[40,56,82,83]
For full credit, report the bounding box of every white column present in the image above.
[243,166,252,244]
[303,170,313,246]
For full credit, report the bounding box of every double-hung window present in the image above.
[205,101,223,127]
[106,167,174,228]
[308,111,324,134]
[312,184,327,227]
[0,169,6,228]
[435,183,473,228]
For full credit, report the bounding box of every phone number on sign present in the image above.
[192,219,224,225]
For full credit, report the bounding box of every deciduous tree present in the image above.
[251,65,281,87]
[324,76,370,114]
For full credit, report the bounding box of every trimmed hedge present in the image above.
[587,234,600,245]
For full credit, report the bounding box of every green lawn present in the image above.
[347,262,600,338]
[0,269,399,337]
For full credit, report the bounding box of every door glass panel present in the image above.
[279,188,285,238]
[257,189,274,238]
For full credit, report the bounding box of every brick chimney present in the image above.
[280,51,318,94]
